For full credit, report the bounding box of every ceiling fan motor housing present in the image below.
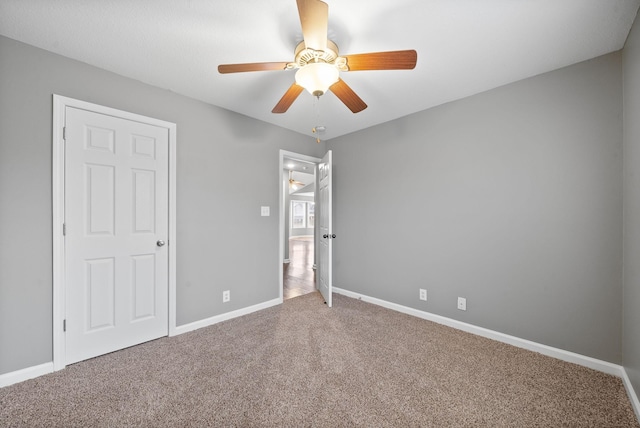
[293,40,340,67]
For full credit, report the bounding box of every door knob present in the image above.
[323,234,328,238]
[331,234,336,239]
[157,240,166,247]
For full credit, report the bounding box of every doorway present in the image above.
[279,151,320,300]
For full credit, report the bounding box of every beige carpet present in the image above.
[1,292,638,427]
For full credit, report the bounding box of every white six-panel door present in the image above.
[64,107,169,365]
[318,150,333,307]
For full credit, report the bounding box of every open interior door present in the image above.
[318,150,333,306]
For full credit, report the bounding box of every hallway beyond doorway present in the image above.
[283,237,315,299]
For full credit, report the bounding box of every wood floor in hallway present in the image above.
[283,236,316,300]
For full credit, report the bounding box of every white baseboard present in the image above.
[0,362,54,388]
[622,369,640,422]
[333,287,623,376]
[333,286,640,421]
[173,297,282,336]
[2,298,283,389]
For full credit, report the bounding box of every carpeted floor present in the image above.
[1,292,638,427]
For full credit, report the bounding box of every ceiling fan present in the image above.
[289,170,306,189]
[218,0,417,114]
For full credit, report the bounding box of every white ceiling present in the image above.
[1,0,638,141]
[285,157,315,174]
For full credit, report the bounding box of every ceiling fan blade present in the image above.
[218,62,289,74]
[342,50,417,71]
[272,83,304,114]
[330,79,367,113]
[296,0,328,52]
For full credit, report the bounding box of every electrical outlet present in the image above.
[419,288,427,301]
[457,297,466,311]
[223,290,230,303]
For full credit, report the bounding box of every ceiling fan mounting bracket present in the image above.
[294,40,339,68]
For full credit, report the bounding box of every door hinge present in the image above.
[62,126,66,140]
[63,223,66,236]
[63,319,66,332]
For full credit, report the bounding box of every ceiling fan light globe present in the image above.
[295,62,339,96]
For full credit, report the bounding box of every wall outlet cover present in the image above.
[419,289,427,301]
[457,297,467,311]
[223,290,230,303]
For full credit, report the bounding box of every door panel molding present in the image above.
[52,95,177,371]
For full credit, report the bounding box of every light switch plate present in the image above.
[261,206,270,216]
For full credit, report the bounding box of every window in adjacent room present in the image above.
[291,201,314,229]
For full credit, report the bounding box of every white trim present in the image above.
[278,150,321,302]
[52,95,178,369]
[167,120,178,337]
[622,369,640,422]
[283,259,291,264]
[174,298,282,336]
[0,363,54,388]
[333,287,624,377]
[52,96,65,371]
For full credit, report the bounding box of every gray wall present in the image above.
[1,28,636,376]
[623,13,640,398]
[0,35,326,375]
[328,53,623,363]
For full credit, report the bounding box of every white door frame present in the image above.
[279,150,321,301]
[52,95,177,371]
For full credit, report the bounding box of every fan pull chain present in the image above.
[312,95,322,143]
